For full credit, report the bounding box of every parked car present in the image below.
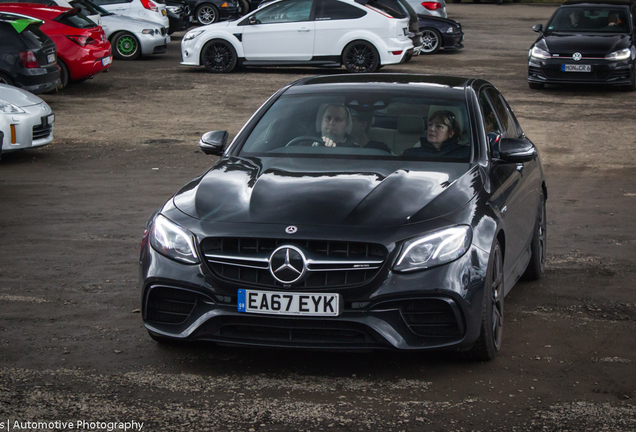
[90,0,169,29]
[375,0,423,59]
[163,0,190,33]
[0,0,102,22]
[181,0,413,73]
[528,0,636,91]
[0,83,54,153]
[69,0,170,59]
[139,74,547,361]
[417,14,462,54]
[405,0,445,18]
[0,4,112,89]
[182,0,238,25]
[0,12,60,93]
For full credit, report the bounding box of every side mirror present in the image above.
[199,130,228,155]
[532,24,543,33]
[497,138,537,163]
[248,15,257,24]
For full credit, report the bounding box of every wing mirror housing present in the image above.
[248,15,257,24]
[199,130,228,155]
[532,24,543,33]
[497,137,537,163]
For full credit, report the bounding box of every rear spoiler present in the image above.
[354,0,404,19]
[9,17,43,33]
[53,7,83,22]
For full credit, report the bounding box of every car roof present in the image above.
[562,0,635,6]
[0,9,42,21]
[0,2,69,12]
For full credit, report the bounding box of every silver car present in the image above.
[405,0,446,18]
[0,84,54,153]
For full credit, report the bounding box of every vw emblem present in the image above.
[269,246,306,284]
[572,52,582,61]
[285,225,297,234]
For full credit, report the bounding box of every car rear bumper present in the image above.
[528,58,634,86]
[14,65,61,95]
[69,47,112,80]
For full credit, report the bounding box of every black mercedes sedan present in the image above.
[528,0,636,90]
[139,74,547,361]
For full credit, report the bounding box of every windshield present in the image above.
[547,7,630,33]
[238,92,472,162]
[70,0,113,16]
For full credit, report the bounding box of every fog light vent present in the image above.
[401,299,462,337]
[146,286,197,324]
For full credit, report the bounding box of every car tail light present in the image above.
[421,1,442,10]
[19,51,39,68]
[66,35,96,47]
[140,0,159,12]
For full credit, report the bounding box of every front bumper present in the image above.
[138,32,171,56]
[442,32,463,51]
[140,235,490,351]
[528,57,634,86]
[0,102,54,152]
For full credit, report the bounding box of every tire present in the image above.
[522,194,546,281]
[529,82,544,90]
[0,72,14,85]
[418,28,442,55]
[196,3,219,25]
[112,32,141,60]
[57,59,70,91]
[237,0,249,15]
[342,41,379,73]
[201,39,237,73]
[465,240,504,361]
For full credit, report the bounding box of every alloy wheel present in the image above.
[197,5,217,24]
[344,43,377,73]
[537,200,546,273]
[490,245,504,350]
[419,29,440,54]
[203,42,235,72]
[117,35,138,58]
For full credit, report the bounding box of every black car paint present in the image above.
[139,74,546,354]
[164,0,191,33]
[417,14,463,51]
[528,1,636,88]
[0,14,60,93]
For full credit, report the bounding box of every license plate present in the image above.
[562,64,591,72]
[162,9,167,15]
[47,53,55,64]
[47,114,55,125]
[102,56,112,66]
[238,289,340,317]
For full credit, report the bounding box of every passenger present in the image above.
[606,11,622,27]
[565,9,583,29]
[312,104,359,147]
[350,111,392,153]
[403,110,469,158]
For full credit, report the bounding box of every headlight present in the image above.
[605,48,631,61]
[0,99,25,114]
[166,5,182,12]
[149,214,200,264]
[183,29,205,41]
[530,46,551,60]
[394,226,472,272]
[142,29,157,34]
[445,27,453,33]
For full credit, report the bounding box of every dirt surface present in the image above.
[1,3,635,431]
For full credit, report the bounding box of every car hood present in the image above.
[0,83,44,107]
[416,14,458,26]
[172,157,482,227]
[542,33,630,56]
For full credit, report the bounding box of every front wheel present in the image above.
[237,0,249,15]
[201,39,237,73]
[418,28,442,55]
[112,32,140,60]
[465,240,504,361]
[196,3,219,25]
[342,41,379,73]
[57,59,70,91]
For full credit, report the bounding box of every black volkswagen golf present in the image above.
[528,0,636,90]
[140,74,547,361]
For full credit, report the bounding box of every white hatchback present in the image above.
[0,84,54,153]
[91,0,169,28]
[180,0,413,73]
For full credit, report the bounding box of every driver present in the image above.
[312,104,359,147]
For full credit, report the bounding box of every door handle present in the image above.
[297,27,310,32]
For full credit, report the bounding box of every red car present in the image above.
[0,3,111,89]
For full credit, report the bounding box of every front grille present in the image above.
[401,299,462,337]
[200,237,387,289]
[146,286,197,324]
[160,27,167,36]
[32,123,52,141]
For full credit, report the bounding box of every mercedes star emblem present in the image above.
[572,52,582,61]
[285,225,298,234]
[269,246,306,284]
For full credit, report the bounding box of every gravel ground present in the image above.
[0,3,635,431]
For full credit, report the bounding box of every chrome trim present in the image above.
[205,253,269,262]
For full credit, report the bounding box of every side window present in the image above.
[478,91,501,136]
[485,88,517,138]
[253,0,313,24]
[315,0,366,21]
